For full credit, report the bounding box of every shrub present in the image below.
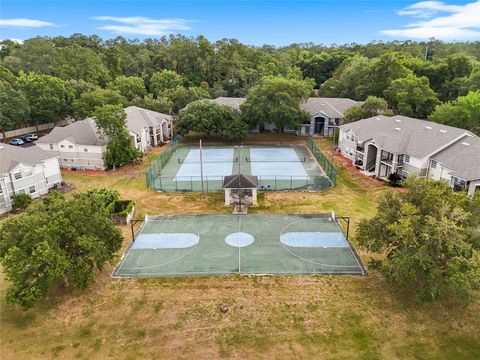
[387,173,403,187]
[11,193,33,211]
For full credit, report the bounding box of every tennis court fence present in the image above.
[146,136,337,192]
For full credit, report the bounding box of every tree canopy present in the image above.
[0,191,123,308]
[241,77,313,131]
[342,96,390,124]
[93,104,140,168]
[176,99,248,140]
[429,91,480,135]
[357,176,480,301]
[0,35,479,130]
[384,74,439,118]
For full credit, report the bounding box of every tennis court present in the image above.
[146,139,336,192]
[113,214,366,277]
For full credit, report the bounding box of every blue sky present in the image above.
[0,1,479,45]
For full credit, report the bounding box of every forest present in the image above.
[0,34,479,135]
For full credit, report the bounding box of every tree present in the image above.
[357,176,480,301]
[130,95,172,114]
[150,70,184,97]
[72,88,126,119]
[161,85,211,113]
[2,38,57,75]
[16,72,73,124]
[429,91,480,135]
[384,75,439,118]
[111,75,146,101]
[0,191,123,308]
[176,99,247,140]
[93,104,140,168]
[56,44,110,86]
[342,96,390,123]
[241,77,312,131]
[0,81,30,131]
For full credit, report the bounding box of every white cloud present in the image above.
[92,16,192,36]
[381,1,480,40]
[0,18,55,28]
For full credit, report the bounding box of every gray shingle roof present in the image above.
[124,106,172,134]
[431,135,480,181]
[209,97,357,117]
[0,144,55,174]
[223,174,258,188]
[209,97,245,111]
[37,118,107,146]
[340,115,472,158]
[300,97,359,118]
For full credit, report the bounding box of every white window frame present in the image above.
[14,172,22,180]
[404,155,410,163]
[29,185,35,194]
[431,160,437,169]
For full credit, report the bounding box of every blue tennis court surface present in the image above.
[280,232,348,248]
[174,148,234,181]
[250,147,309,180]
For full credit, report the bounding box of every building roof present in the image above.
[124,106,172,134]
[300,97,358,118]
[431,134,480,181]
[37,118,107,146]
[209,97,245,111]
[340,115,473,158]
[0,143,55,174]
[223,174,259,188]
[209,97,357,118]
[37,106,172,146]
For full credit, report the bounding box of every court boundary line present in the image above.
[116,219,201,272]
[113,214,367,277]
[278,218,362,269]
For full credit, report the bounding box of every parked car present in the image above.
[9,138,25,146]
[25,133,38,141]
[21,136,33,143]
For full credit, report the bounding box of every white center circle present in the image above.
[225,232,255,247]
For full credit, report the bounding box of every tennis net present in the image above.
[245,157,306,163]
[178,157,239,164]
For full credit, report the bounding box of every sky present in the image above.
[0,0,479,46]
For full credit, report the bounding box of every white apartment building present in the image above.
[0,144,62,214]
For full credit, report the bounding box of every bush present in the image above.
[11,193,33,211]
[387,173,403,187]
[113,200,134,217]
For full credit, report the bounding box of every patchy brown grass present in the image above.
[1,135,479,359]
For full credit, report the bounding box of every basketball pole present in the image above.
[200,139,205,199]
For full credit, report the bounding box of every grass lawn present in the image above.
[1,135,479,360]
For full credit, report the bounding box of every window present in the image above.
[63,158,68,162]
[14,172,22,180]
[49,144,54,150]
[69,145,73,149]
[71,159,74,162]
[0,186,3,194]
[404,155,410,163]
[60,145,65,148]
[18,189,25,194]
[29,185,35,194]
[398,155,404,163]
[84,148,88,152]
[25,169,33,176]
[431,160,437,169]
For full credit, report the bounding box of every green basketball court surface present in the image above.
[113,214,366,277]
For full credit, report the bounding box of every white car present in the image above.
[25,133,38,141]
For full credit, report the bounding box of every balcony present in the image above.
[380,150,394,165]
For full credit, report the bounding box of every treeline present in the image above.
[0,34,479,134]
